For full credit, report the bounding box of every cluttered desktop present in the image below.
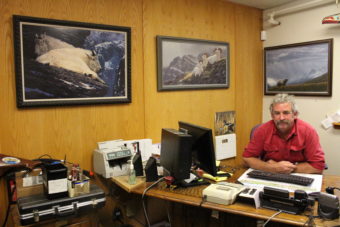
[94,121,340,227]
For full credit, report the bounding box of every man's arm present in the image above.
[298,121,325,173]
[294,162,323,174]
[243,157,296,174]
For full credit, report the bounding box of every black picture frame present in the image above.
[156,36,229,91]
[13,15,131,108]
[264,39,333,96]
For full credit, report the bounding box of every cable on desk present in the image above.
[326,186,340,194]
[303,214,318,227]
[262,210,282,227]
[142,177,165,227]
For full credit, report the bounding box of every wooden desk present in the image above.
[112,175,203,207]
[0,154,40,177]
[112,170,340,227]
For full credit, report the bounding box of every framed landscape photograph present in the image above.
[13,15,131,108]
[264,39,333,96]
[157,36,229,91]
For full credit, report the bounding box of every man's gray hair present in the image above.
[269,93,298,114]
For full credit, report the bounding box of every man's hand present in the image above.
[267,159,296,173]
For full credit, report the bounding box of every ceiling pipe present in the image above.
[264,0,334,21]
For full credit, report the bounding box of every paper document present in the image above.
[215,134,236,160]
[238,168,323,193]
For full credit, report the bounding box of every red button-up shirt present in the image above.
[243,119,325,170]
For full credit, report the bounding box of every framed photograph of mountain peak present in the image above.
[13,15,131,108]
[156,36,229,91]
[264,39,333,96]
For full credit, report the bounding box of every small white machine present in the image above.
[237,187,262,208]
[203,182,246,205]
[93,146,132,178]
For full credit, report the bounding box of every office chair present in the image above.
[249,123,328,170]
[249,123,262,140]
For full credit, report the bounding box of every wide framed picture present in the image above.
[13,15,131,108]
[264,39,333,96]
[156,36,229,91]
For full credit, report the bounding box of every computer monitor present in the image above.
[160,128,193,181]
[178,121,217,177]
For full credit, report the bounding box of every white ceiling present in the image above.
[227,0,296,10]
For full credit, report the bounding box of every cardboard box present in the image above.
[15,168,43,198]
[68,175,90,197]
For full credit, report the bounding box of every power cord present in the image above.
[2,174,17,227]
[326,186,340,194]
[142,177,165,227]
[303,214,318,227]
[262,210,282,227]
[166,201,172,227]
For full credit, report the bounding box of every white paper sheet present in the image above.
[214,134,236,160]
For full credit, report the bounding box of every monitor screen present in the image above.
[178,121,217,177]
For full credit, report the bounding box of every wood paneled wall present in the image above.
[0,0,145,170]
[142,0,263,166]
[234,5,264,165]
[0,0,145,222]
[0,0,262,223]
[143,0,236,141]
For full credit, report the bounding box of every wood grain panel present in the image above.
[234,5,263,165]
[0,0,263,223]
[0,0,145,223]
[143,0,237,142]
[0,0,144,170]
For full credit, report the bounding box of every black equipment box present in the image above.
[17,184,105,226]
[259,186,311,214]
[42,163,68,199]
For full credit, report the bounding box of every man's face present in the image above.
[271,102,297,135]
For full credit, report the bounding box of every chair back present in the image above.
[250,123,262,139]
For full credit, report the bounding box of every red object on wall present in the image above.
[322,14,340,24]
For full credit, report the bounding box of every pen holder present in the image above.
[68,175,90,197]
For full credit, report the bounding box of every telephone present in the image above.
[259,187,314,214]
[318,192,339,220]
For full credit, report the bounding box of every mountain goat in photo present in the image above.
[277,78,288,88]
[34,33,74,56]
[36,48,105,84]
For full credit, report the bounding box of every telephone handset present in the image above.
[317,192,339,220]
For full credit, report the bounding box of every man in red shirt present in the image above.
[243,93,325,174]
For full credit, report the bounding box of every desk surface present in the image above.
[112,169,340,227]
[0,154,40,177]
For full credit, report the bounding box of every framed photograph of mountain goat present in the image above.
[13,15,131,107]
[156,36,229,91]
[264,39,333,96]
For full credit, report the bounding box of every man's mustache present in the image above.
[276,120,290,124]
